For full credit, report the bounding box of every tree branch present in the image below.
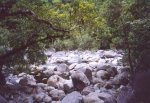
[0,34,65,64]
[0,9,70,32]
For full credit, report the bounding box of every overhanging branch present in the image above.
[0,9,70,32]
[0,34,66,64]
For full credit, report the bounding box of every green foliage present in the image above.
[122,0,150,72]
[0,0,69,73]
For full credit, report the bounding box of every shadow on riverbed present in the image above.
[117,71,150,103]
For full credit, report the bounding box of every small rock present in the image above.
[37,83,47,88]
[94,83,106,89]
[54,71,62,76]
[18,72,27,77]
[51,101,61,103]
[43,96,52,103]
[43,69,54,76]
[69,63,77,70]
[49,89,65,101]
[34,92,46,102]
[36,86,45,93]
[44,86,55,92]
[82,86,95,95]
[22,97,34,103]
[24,86,36,94]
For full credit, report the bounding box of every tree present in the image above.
[123,0,150,73]
[0,0,69,84]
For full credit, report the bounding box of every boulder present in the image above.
[92,77,105,85]
[96,65,112,72]
[106,67,118,77]
[19,78,28,86]
[72,64,92,82]
[35,86,45,93]
[96,50,104,58]
[52,101,61,103]
[81,54,99,62]
[103,50,117,58]
[22,97,34,103]
[69,63,78,70]
[56,63,69,73]
[43,69,54,76]
[88,62,98,69]
[111,72,129,87]
[43,96,52,103]
[49,89,65,101]
[104,82,113,89]
[44,86,55,92]
[82,86,95,95]
[47,75,73,91]
[98,92,116,103]
[71,71,90,91]
[61,91,83,103]
[67,55,81,64]
[84,69,92,82]
[74,63,90,71]
[37,83,47,88]
[34,92,46,102]
[63,79,74,93]
[94,83,106,89]
[96,70,110,80]
[47,75,63,88]
[83,92,104,103]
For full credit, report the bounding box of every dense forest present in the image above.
[0,0,150,103]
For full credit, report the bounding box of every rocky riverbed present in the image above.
[3,49,130,103]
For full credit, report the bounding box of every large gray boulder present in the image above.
[61,91,83,103]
